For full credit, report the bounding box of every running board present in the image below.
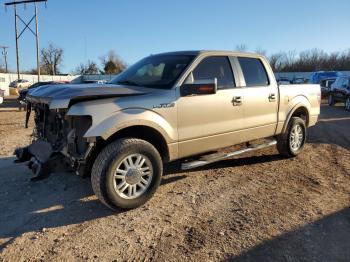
[181,139,277,170]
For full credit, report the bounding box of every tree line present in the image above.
[268,49,350,72]
[0,43,127,75]
[1,43,350,75]
[37,44,126,75]
[237,45,350,72]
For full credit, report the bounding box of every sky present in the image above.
[0,0,350,73]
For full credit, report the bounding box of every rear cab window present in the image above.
[192,56,235,89]
[238,57,269,87]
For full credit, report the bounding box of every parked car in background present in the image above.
[309,71,339,84]
[320,77,337,97]
[292,78,306,84]
[0,89,4,104]
[9,79,32,95]
[9,79,31,88]
[277,77,291,84]
[328,75,350,110]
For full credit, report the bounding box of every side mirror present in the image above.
[180,78,217,96]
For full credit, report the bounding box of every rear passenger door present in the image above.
[235,57,279,140]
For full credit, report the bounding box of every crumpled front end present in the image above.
[15,102,95,180]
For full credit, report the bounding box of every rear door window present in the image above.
[192,56,235,89]
[238,57,269,87]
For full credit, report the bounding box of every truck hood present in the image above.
[27,83,153,109]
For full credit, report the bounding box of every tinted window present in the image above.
[192,56,235,89]
[238,57,269,87]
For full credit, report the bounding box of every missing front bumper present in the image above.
[14,140,67,181]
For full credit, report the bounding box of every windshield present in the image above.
[110,54,195,89]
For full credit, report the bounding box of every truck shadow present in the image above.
[226,207,350,262]
[0,152,283,251]
[0,157,116,250]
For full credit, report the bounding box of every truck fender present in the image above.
[281,96,311,133]
[83,108,176,143]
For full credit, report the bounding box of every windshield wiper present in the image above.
[116,80,141,86]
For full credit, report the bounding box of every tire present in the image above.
[328,94,335,106]
[91,138,163,210]
[277,117,306,158]
[345,97,350,111]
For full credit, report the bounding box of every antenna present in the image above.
[4,0,47,81]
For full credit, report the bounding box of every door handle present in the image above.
[268,93,276,102]
[232,96,242,106]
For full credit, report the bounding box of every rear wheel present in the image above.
[345,97,350,111]
[328,94,335,106]
[277,117,306,158]
[91,138,163,210]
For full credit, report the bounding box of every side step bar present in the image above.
[181,139,277,170]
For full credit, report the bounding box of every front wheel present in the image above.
[277,117,306,158]
[345,97,350,111]
[91,138,163,210]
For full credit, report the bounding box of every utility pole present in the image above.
[5,0,47,81]
[0,46,9,73]
[14,3,20,79]
[34,3,40,80]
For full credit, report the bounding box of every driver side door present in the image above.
[177,56,245,158]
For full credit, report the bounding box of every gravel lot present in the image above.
[0,98,349,261]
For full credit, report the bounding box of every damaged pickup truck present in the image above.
[16,51,321,210]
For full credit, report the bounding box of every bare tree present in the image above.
[41,43,64,75]
[255,47,267,56]
[74,64,85,75]
[235,44,248,52]
[75,60,99,75]
[269,48,350,72]
[268,52,285,72]
[100,51,126,74]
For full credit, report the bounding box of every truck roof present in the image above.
[152,50,266,58]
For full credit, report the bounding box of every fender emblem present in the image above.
[153,103,175,109]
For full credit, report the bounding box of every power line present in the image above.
[4,0,47,81]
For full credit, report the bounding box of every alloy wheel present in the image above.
[113,153,153,199]
[290,124,304,151]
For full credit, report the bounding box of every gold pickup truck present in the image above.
[16,50,321,210]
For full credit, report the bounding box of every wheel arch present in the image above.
[282,104,310,133]
[97,125,171,163]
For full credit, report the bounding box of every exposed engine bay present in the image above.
[15,102,94,180]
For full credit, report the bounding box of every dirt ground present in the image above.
[0,98,349,262]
